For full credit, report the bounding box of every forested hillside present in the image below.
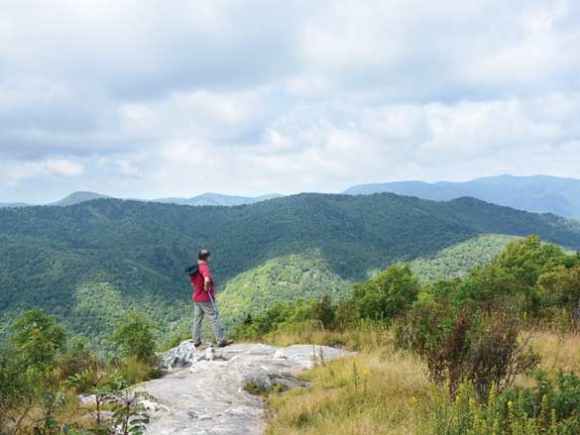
[217,250,348,320]
[1,193,580,347]
[408,234,519,283]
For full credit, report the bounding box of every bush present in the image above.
[422,371,580,435]
[351,264,420,322]
[54,337,96,381]
[314,295,336,329]
[111,312,157,363]
[396,303,538,399]
[231,299,322,340]
[10,309,66,372]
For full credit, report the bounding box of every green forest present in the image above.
[1,193,580,348]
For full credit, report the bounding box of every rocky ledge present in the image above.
[142,342,351,435]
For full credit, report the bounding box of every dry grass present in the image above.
[262,328,580,435]
[261,329,349,349]
[264,325,430,435]
[262,320,392,353]
[528,330,580,373]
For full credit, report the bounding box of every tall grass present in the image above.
[528,331,580,373]
[264,323,429,434]
[262,326,580,435]
[261,319,390,353]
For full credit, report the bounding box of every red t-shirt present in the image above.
[191,261,215,302]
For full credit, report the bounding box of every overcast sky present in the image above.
[1,0,579,201]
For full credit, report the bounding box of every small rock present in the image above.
[77,394,97,406]
[140,399,159,412]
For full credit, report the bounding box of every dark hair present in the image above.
[198,249,211,261]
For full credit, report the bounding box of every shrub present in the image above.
[10,309,66,372]
[111,312,157,363]
[54,337,96,381]
[422,371,580,435]
[396,303,538,399]
[314,295,336,329]
[351,264,420,322]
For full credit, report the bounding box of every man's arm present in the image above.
[200,264,213,292]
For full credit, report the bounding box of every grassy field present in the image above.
[259,326,580,435]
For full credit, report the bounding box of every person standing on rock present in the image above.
[191,249,233,348]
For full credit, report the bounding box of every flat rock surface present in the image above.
[143,342,350,435]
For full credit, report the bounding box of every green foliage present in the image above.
[109,388,152,435]
[463,236,568,312]
[0,310,158,435]
[217,251,348,321]
[10,309,66,372]
[53,337,96,382]
[414,236,579,320]
[409,234,520,283]
[67,369,151,435]
[243,381,270,397]
[111,312,156,363]
[0,357,26,433]
[231,299,318,340]
[423,372,580,435]
[351,264,420,321]
[313,295,336,329]
[231,295,345,341]
[537,265,580,328]
[0,363,65,435]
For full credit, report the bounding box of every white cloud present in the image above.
[0,158,84,185]
[0,0,579,201]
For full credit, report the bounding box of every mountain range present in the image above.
[153,193,283,206]
[0,192,282,208]
[3,174,580,218]
[345,174,580,218]
[1,192,580,348]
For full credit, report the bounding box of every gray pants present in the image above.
[193,301,225,343]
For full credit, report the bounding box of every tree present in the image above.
[111,312,156,362]
[538,265,580,326]
[10,309,66,372]
[462,236,568,314]
[351,264,420,321]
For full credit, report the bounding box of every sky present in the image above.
[0,0,579,202]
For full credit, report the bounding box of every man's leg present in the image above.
[193,302,204,344]
[198,301,225,343]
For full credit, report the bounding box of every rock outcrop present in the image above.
[143,342,350,435]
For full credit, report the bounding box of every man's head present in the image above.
[198,249,211,262]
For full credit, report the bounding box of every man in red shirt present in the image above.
[191,249,232,348]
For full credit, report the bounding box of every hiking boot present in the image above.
[217,340,234,348]
[193,340,203,348]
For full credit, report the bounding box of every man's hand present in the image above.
[204,276,211,292]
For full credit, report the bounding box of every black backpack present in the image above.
[185,263,200,277]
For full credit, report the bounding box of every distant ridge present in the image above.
[0,192,111,208]
[344,175,580,218]
[0,202,30,208]
[0,192,283,208]
[152,192,283,206]
[51,191,111,206]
